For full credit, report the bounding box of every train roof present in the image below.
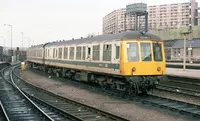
[45,31,161,47]
[28,44,44,49]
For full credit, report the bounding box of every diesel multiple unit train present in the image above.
[27,31,166,94]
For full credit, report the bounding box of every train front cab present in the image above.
[120,39,166,93]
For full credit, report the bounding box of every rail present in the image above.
[0,100,9,121]
[18,64,200,120]
[0,66,54,121]
[157,76,200,97]
[12,65,129,121]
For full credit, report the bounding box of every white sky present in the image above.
[0,0,198,48]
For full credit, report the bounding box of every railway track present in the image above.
[10,65,129,121]
[0,100,9,121]
[21,67,200,120]
[0,68,54,121]
[156,84,200,97]
[140,94,200,118]
[156,75,200,97]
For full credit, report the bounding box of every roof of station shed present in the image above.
[172,39,200,48]
[45,31,161,47]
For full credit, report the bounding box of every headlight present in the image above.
[132,67,136,72]
[157,67,161,71]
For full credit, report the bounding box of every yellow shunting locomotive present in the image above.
[27,31,166,94]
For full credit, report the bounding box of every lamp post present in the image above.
[181,31,191,71]
[4,24,12,50]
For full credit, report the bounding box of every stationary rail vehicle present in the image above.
[27,31,166,94]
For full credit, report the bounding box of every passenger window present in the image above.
[69,47,74,59]
[115,46,120,59]
[82,47,86,60]
[53,48,55,58]
[54,49,57,58]
[45,49,47,58]
[48,49,50,57]
[76,47,82,60]
[58,48,62,59]
[103,44,112,61]
[64,47,68,59]
[92,45,100,61]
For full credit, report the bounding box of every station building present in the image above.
[164,39,200,61]
[170,39,200,61]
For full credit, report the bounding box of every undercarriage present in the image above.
[28,62,165,94]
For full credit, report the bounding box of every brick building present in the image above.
[170,39,200,61]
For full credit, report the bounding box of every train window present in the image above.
[38,50,41,57]
[116,46,120,59]
[45,49,47,58]
[141,42,152,61]
[69,47,74,59]
[53,48,55,58]
[48,49,50,57]
[39,50,40,57]
[76,47,82,60]
[127,42,139,61]
[41,50,43,57]
[58,48,62,59]
[55,49,58,58]
[64,47,68,59]
[103,44,112,61]
[82,47,86,60]
[92,45,100,61]
[153,43,163,61]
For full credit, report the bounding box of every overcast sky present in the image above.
[0,0,197,48]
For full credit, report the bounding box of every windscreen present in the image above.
[127,42,139,61]
[140,42,152,61]
[153,43,163,61]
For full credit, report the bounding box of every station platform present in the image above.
[166,68,200,79]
